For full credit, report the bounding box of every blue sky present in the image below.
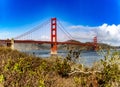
[0,0,119,27]
[0,0,120,45]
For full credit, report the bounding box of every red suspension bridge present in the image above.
[0,18,98,54]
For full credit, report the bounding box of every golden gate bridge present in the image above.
[0,18,98,54]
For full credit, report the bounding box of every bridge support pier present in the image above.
[11,38,14,50]
[51,18,57,55]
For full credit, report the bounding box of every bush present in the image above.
[0,47,120,87]
[54,58,71,77]
[98,50,120,87]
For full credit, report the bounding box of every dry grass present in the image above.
[0,47,119,87]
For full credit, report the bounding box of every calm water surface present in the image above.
[23,50,107,67]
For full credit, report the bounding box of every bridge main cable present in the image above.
[57,20,74,40]
[14,19,50,40]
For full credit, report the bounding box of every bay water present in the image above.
[23,50,106,67]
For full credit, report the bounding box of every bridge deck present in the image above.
[0,40,95,46]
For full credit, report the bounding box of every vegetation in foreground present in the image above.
[0,47,119,87]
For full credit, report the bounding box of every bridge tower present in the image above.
[51,18,57,55]
[93,36,98,50]
[11,38,14,50]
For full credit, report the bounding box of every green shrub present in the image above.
[0,47,120,87]
[98,50,120,86]
[54,59,71,77]
[0,74,4,83]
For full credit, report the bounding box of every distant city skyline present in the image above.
[0,0,120,46]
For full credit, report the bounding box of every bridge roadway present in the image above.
[0,39,95,46]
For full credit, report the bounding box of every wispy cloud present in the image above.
[0,29,25,39]
[0,31,12,39]
[1,20,120,46]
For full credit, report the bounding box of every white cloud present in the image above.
[0,31,12,39]
[40,35,50,41]
[97,24,120,46]
[0,30,24,40]
[1,20,120,46]
[67,24,120,46]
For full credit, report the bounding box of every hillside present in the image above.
[59,39,118,50]
[0,47,119,87]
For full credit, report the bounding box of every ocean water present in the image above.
[23,50,105,67]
